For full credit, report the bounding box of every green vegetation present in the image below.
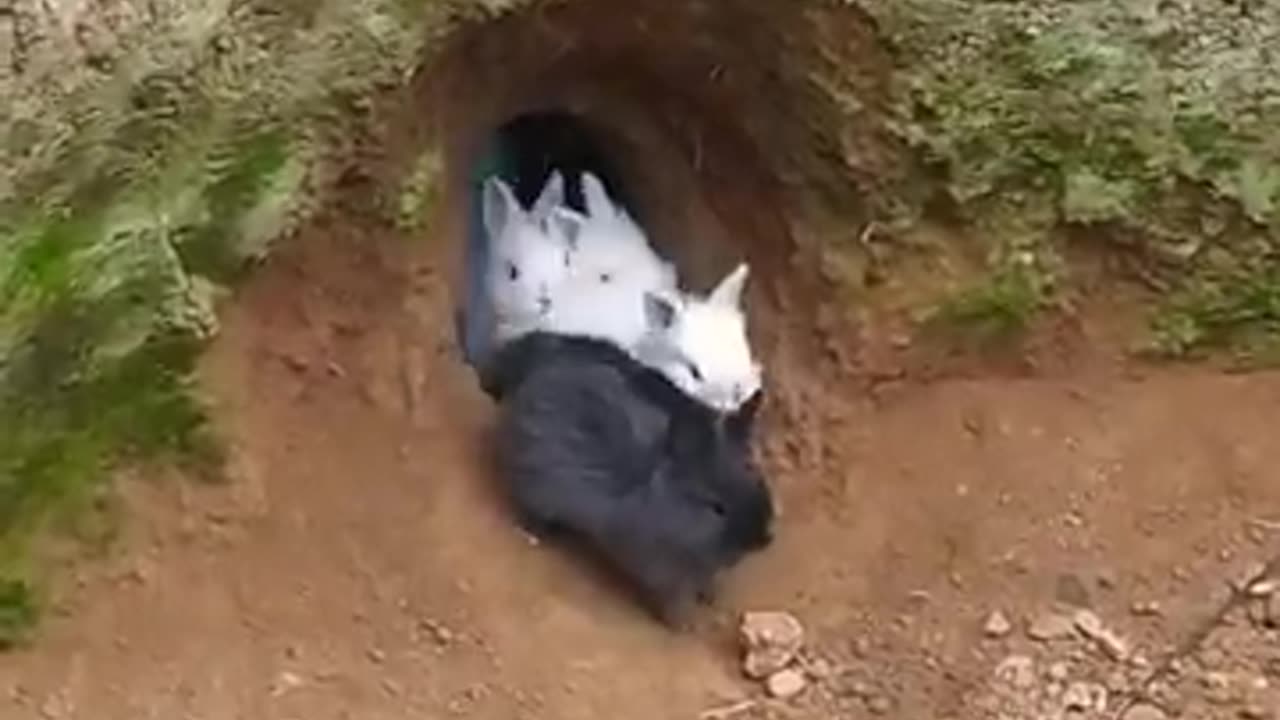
[926,263,1047,346]
[1151,268,1280,363]
[863,0,1280,349]
[0,0,450,631]
[0,579,39,650]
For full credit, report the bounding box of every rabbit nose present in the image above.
[537,294,551,313]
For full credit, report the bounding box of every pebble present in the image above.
[1131,600,1163,617]
[1246,578,1278,598]
[1122,703,1169,720]
[740,612,805,679]
[1201,671,1229,691]
[1028,612,1075,641]
[1241,704,1272,720]
[995,655,1036,689]
[866,694,892,715]
[1268,592,1280,628]
[1073,609,1129,660]
[804,658,834,680]
[765,669,807,699]
[983,610,1013,638]
[1061,681,1107,712]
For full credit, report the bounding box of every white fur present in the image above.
[535,172,677,348]
[633,263,762,413]
[483,173,575,345]
[495,170,762,413]
[569,173,677,291]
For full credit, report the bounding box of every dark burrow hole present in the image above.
[481,111,638,222]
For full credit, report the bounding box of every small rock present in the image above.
[270,671,305,697]
[1241,704,1272,720]
[366,647,387,664]
[279,351,310,372]
[866,694,892,715]
[995,655,1036,689]
[765,669,807,699]
[983,610,1013,638]
[740,612,805,679]
[1073,608,1105,636]
[1123,703,1169,720]
[1074,609,1129,660]
[1061,681,1107,712]
[1246,578,1278,598]
[1028,612,1076,641]
[1267,591,1280,629]
[1047,661,1070,681]
[1131,600,1163,617]
[737,607,803,676]
[804,658,834,680]
[1202,671,1230,691]
[847,679,874,699]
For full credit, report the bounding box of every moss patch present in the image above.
[0,0,455,641]
[1150,266,1280,364]
[860,0,1279,349]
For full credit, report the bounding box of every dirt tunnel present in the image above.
[412,0,905,367]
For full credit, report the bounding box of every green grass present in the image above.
[924,261,1048,346]
[0,579,40,650]
[0,0,445,648]
[1150,267,1280,363]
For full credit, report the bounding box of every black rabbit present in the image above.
[491,331,773,626]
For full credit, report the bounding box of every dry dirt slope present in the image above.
[1,195,1280,720]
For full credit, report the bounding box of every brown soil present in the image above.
[1,171,1278,719]
[2,3,1280,716]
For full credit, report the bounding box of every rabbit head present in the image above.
[482,173,575,342]
[637,263,763,414]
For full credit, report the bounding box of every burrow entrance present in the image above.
[415,0,903,355]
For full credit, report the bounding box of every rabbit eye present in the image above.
[685,360,703,381]
[506,262,520,281]
[599,272,612,283]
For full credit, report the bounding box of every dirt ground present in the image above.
[2,177,1280,720]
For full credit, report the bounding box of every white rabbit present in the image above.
[483,172,576,346]
[565,172,677,292]
[633,263,763,414]
[532,172,676,347]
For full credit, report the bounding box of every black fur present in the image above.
[491,331,773,625]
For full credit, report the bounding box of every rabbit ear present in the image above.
[550,207,586,251]
[482,177,518,239]
[643,290,680,331]
[709,262,750,309]
[530,170,565,222]
[581,172,613,218]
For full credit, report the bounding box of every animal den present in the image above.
[418,0,893,625]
